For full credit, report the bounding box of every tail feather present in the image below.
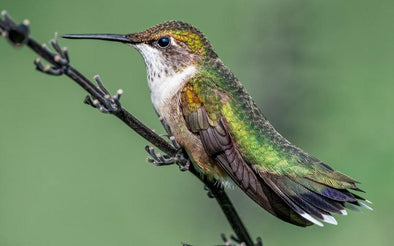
[260,173,324,226]
[293,177,356,202]
[344,202,363,212]
[287,177,346,215]
[270,175,340,225]
[348,200,373,211]
[257,171,370,226]
[359,202,373,211]
[259,179,313,226]
[277,182,327,221]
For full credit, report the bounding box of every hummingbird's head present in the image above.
[62,21,217,82]
[126,21,218,82]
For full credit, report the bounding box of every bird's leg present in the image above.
[83,75,123,114]
[221,234,263,246]
[145,116,190,171]
[145,145,177,166]
[159,116,173,138]
[145,142,190,172]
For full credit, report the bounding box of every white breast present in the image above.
[133,43,197,115]
[149,65,197,114]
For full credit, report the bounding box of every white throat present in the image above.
[149,65,196,114]
[133,43,197,114]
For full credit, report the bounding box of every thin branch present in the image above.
[0,11,261,246]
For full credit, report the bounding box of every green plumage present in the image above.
[196,58,356,184]
[182,56,368,226]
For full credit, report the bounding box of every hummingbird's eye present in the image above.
[157,36,170,48]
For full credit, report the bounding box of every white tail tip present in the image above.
[340,209,348,216]
[300,213,323,227]
[322,214,338,225]
[359,202,373,211]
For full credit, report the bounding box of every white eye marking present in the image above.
[170,36,181,48]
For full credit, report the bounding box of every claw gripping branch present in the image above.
[0,11,262,246]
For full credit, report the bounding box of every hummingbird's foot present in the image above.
[145,120,190,171]
[83,75,123,113]
[145,145,176,166]
[34,33,70,76]
[145,144,190,172]
[221,234,263,246]
[168,135,181,150]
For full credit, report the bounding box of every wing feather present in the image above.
[181,83,314,226]
[180,76,369,226]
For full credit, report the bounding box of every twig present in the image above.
[0,11,261,246]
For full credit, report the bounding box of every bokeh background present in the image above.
[1,0,393,245]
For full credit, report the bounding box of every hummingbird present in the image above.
[62,21,371,227]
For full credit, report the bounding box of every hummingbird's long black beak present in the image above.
[61,33,138,44]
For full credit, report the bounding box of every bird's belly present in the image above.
[158,94,226,179]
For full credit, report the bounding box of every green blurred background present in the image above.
[1,0,393,245]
